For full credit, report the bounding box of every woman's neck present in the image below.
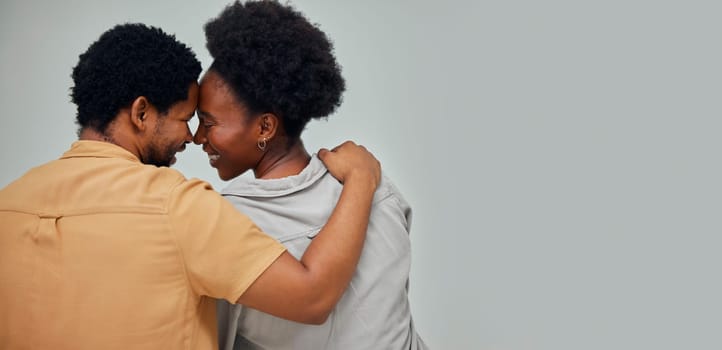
[254,139,310,180]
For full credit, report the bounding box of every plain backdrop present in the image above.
[2,1,721,349]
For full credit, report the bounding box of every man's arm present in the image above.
[235,141,380,324]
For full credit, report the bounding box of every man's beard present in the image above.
[145,142,176,167]
[144,122,178,167]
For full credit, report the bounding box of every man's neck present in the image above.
[78,127,141,162]
[78,128,114,143]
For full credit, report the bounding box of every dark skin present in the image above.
[195,71,377,322]
[236,144,377,323]
[194,70,313,181]
[255,138,310,179]
[83,81,381,324]
[81,83,198,167]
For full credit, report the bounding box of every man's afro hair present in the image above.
[71,23,201,133]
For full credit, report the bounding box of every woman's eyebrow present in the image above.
[196,110,214,120]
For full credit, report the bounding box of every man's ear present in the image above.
[129,96,151,132]
[258,113,280,139]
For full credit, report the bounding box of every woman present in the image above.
[194,1,428,349]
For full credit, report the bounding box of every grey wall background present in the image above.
[1,0,721,349]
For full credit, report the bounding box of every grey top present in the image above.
[217,155,428,350]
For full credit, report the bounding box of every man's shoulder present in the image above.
[0,159,62,210]
[137,164,189,187]
[0,158,215,215]
[138,167,222,210]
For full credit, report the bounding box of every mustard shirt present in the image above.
[0,141,286,350]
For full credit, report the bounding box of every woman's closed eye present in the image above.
[198,116,214,128]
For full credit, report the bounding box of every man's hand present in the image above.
[318,141,381,188]
[236,140,381,324]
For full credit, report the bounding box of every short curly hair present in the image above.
[71,23,202,133]
[204,0,345,139]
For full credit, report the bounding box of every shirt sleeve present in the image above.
[167,178,286,303]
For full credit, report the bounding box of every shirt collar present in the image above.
[60,140,140,163]
[221,155,328,197]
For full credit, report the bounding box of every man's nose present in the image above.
[193,123,206,145]
[184,127,193,144]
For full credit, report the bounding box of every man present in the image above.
[0,23,380,350]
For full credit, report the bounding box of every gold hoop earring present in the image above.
[257,137,267,151]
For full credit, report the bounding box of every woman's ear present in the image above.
[129,96,151,132]
[258,113,279,139]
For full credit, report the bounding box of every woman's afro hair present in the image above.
[204,0,345,138]
[71,23,201,133]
